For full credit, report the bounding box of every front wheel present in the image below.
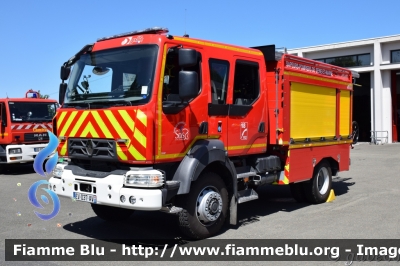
[91,204,134,222]
[178,172,228,239]
[303,161,332,204]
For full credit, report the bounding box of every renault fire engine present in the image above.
[48,27,359,239]
[0,90,58,172]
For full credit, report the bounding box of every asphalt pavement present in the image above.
[1,143,400,266]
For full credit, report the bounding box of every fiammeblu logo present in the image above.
[28,131,60,220]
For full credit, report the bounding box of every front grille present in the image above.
[25,132,49,142]
[68,138,117,161]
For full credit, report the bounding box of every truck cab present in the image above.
[0,90,58,172]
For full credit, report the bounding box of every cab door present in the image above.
[155,44,207,162]
[226,58,267,156]
[0,102,10,142]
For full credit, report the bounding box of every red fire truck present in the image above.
[48,27,358,239]
[0,90,58,172]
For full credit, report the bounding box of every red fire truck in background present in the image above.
[48,27,359,239]
[0,90,58,172]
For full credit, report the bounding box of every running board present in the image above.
[160,206,183,214]
[237,172,258,179]
[238,189,259,204]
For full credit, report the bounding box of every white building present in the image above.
[288,35,400,143]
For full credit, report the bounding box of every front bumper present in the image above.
[2,144,53,164]
[48,166,163,211]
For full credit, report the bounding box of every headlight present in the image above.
[52,165,64,178]
[125,172,164,188]
[9,148,22,154]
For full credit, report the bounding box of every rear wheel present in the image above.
[178,172,228,239]
[303,161,332,204]
[91,204,134,222]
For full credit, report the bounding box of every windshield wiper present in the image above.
[88,100,132,107]
[64,100,131,110]
[64,102,91,109]
[27,119,53,122]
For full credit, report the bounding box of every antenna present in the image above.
[6,92,8,98]
[183,9,189,37]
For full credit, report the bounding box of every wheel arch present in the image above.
[172,139,238,225]
[172,139,236,195]
[323,157,339,176]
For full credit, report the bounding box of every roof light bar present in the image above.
[97,27,169,42]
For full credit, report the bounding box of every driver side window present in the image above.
[163,49,180,101]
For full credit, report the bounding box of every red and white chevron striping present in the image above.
[10,123,52,130]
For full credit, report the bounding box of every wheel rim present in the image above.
[196,186,223,226]
[316,167,329,195]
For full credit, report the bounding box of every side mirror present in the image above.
[179,49,198,67]
[179,71,198,101]
[60,66,71,80]
[59,83,67,104]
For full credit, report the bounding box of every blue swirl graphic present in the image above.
[33,130,59,177]
[28,180,60,220]
[41,195,49,204]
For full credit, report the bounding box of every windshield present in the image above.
[9,102,57,122]
[64,45,158,106]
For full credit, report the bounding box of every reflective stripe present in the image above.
[59,142,68,156]
[69,111,89,137]
[59,111,78,137]
[119,110,135,129]
[81,121,99,138]
[91,111,113,139]
[57,110,147,161]
[57,111,68,129]
[136,109,147,127]
[274,151,290,185]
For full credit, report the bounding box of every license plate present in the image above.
[34,147,44,152]
[73,192,97,203]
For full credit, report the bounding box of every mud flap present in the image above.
[229,193,237,225]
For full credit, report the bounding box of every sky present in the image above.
[1,0,399,100]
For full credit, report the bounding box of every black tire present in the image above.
[303,161,332,204]
[178,172,228,239]
[289,182,307,203]
[0,164,8,174]
[91,204,134,222]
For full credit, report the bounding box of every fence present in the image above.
[370,130,388,145]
